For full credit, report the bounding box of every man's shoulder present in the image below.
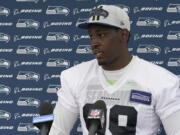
[136,56,178,83]
[60,59,98,87]
[61,59,97,76]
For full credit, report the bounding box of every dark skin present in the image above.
[88,24,132,71]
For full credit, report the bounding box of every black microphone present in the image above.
[83,100,107,135]
[32,101,54,135]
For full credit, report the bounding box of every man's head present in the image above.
[78,5,130,31]
[78,5,132,70]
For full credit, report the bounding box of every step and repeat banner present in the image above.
[0,0,180,135]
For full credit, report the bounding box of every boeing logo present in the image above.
[14,113,39,119]
[76,18,88,27]
[0,49,13,53]
[0,100,13,104]
[133,7,163,13]
[134,34,163,40]
[165,47,180,54]
[14,87,43,94]
[43,21,72,28]
[0,22,13,26]
[0,74,13,78]
[164,20,180,27]
[150,61,164,65]
[14,61,43,67]
[73,8,91,15]
[44,74,60,80]
[0,126,14,130]
[14,9,42,15]
[16,0,39,4]
[44,48,72,54]
[75,0,106,2]
[73,35,89,41]
[14,35,42,42]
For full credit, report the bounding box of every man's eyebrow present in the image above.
[88,29,109,33]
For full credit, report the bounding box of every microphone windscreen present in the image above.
[33,102,53,129]
[83,100,107,135]
[38,102,53,115]
[91,100,106,110]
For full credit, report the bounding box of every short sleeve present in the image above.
[57,71,79,113]
[155,77,180,120]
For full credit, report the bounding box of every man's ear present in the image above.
[121,29,129,42]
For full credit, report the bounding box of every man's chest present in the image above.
[77,78,158,135]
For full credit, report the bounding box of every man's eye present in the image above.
[98,33,105,38]
[89,34,93,39]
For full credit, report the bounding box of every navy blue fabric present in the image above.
[0,0,179,135]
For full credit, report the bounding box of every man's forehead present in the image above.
[88,24,115,32]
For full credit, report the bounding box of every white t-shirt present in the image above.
[49,56,180,135]
[101,56,136,86]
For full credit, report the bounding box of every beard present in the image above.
[98,60,108,66]
[97,56,120,67]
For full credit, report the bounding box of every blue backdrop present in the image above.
[0,0,179,135]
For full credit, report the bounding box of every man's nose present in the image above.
[90,36,100,48]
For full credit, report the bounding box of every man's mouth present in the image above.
[94,50,103,58]
[96,52,103,57]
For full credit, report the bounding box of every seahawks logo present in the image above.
[90,6,109,21]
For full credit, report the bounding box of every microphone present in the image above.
[83,100,107,135]
[32,101,54,135]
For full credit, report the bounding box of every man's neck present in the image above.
[102,54,133,71]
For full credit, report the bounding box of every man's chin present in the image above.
[97,60,107,66]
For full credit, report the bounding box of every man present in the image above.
[49,5,180,135]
